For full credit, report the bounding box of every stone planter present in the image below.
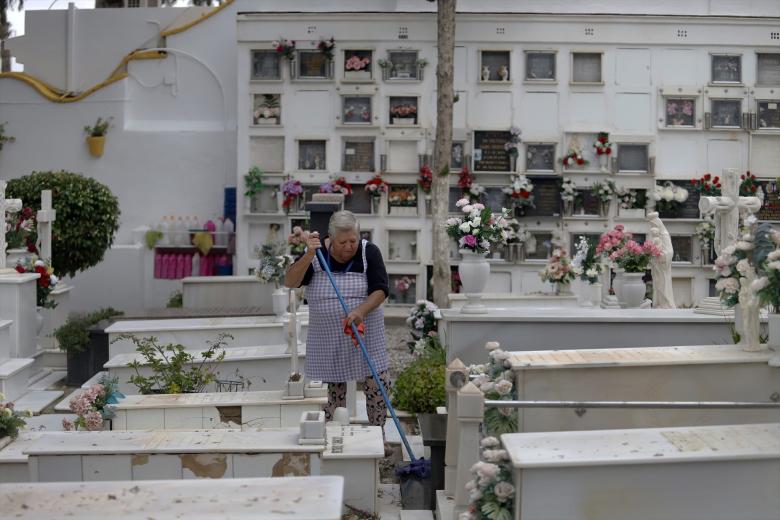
[619,272,647,308]
[344,70,371,80]
[5,247,29,267]
[598,200,610,218]
[298,410,326,445]
[392,117,416,126]
[458,249,490,314]
[285,378,305,400]
[254,117,278,125]
[563,200,574,217]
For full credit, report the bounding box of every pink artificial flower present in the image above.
[62,418,74,431]
[464,235,478,248]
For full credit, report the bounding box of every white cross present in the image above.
[0,180,23,272]
[698,168,762,256]
[35,190,56,263]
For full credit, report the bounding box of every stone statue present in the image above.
[737,259,762,352]
[646,211,676,309]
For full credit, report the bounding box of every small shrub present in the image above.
[54,307,123,354]
[166,291,183,308]
[391,351,445,414]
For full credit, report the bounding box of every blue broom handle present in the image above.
[315,248,418,463]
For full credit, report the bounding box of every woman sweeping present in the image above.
[284,210,392,428]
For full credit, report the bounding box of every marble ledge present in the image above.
[509,344,778,370]
[0,432,42,463]
[0,476,344,520]
[106,315,308,334]
[502,423,780,469]
[104,344,306,368]
[0,320,12,331]
[23,429,324,456]
[321,424,385,460]
[113,390,326,409]
[0,273,40,284]
[439,307,747,323]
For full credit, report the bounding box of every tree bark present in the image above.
[431,0,456,309]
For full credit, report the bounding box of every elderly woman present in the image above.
[284,211,391,427]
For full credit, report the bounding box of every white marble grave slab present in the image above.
[106,344,306,394]
[0,319,12,358]
[508,344,780,431]
[440,307,740,364]
[107,315,309,357]
[0,431,40,483]
[321,424,384,513]
[447,292,578,310]
[0,476,344,519]
[0,273,38,359]
[502,424,780,520]
[0,357,34,402]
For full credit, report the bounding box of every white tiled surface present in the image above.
[114,390,326,409]
[0,476,344,519]
[322,425,384,460]
[164,408,204,429]
[232,453,285,478]
[82,454,133,481]
[126,409,164,430]
[503,422,780,468]
[510,344,777,370]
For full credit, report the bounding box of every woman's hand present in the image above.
[345,307,366,327]
[305,231,322,255]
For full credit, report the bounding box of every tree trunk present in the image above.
[431,0,456,309]
[1,8,10,73]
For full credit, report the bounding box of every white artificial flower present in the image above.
[736,259,751,276]
[459,222,471,233]
[484,341,500,351]
[716,277,740,294]
[480,436,501,448]
[462,204,473,214]
[673,188,688,203]
[767,261,780,271]
[480,381,495,392]
[495,379,513,396]
[767,250,780,262]
[751,277,769,292]
[480,240,490,250]
[481,449,509,463]
[34,260,45,267]
[662,187,675,201]
[446,217,459,226]
[745,215,758,227]
[493,481,516,502]
[456,198,470,207]
[736,241,754,251]
[722,245,736,256]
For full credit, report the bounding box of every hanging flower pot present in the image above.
[86,135,105,158]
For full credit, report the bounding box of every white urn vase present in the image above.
[579,282,603,307]
[272,287,289,317]
[458,249,490,314]
[619,272,646,308]
[6,247,28,268]
[598,153,609,173]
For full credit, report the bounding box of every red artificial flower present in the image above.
[713,176,720,183]
[691,178,698,184]
[519,189,530,198]
[606,148,612,155]
[577,158,585,165]
[704,173,711,181]
[752,186,758,193]
[740,175,746,180]
[703,183,710,190]
[14,265,25,274]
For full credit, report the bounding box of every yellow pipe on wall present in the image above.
[0,0,233,103]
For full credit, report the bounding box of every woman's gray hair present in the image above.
[328,210,360,238]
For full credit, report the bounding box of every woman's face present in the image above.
[331,230,359,262]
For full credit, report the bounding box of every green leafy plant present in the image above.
[84,117,113,137]
[0,393,31,439]
[244,166,267,198]
[0,121,16,151]
[54,307,124,354]
[391,348,445,414]
[6,171,121,277]
[116,333,232,395]
[166,290,183,308]
[144,230,163,249]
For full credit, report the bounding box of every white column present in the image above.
[0,180,23,272]
[453,382,484,517]
[0,273,40,358]
[444,358,467,497]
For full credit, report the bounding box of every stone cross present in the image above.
[0,180,23,273]
[698,168,762,256]
[35,190,56,263]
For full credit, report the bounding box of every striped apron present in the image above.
[304,240,389,382]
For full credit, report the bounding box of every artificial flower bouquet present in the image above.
[653,181,689,215]
[712,216,760,308]
[287,226,309,256]
[572,235,604,284]
[271,38,296,60]
[592,132,612,156]
[417,165,433,194]
[696,218,716,258]
[62,376,123,431]
[0,393,31,440]
[15,255,58,309]
[254,241,294,289]
[740,171,761,197]
[319,177,353,196]
[606,237,661,273]
[502,174,534,208]
[390,104,417,118]
[560,145,588,168]
[446,198,509,255]
[365,174,390,198]
[596,224,631,258]
[591,180,616,205]
[406,299,439,341]
[690,173,722,196]
[345,54,370,71]
[540,248,576,284]
[5,206,37,252]
[281,178,303,212]
[317,36,335,60]
[503,126,521,158]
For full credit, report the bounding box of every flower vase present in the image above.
[425,195,432,216]
[458,249,490,314]
[598,200,610,218]
[272,287,289,317]
[370,196,381,215]
[563,200,574,217]
[6,247,28,268]
[554,282,572,295]
[619,272,646,308]
[579,282,603,307]
[35,306,44,336]
[598,154,609,173]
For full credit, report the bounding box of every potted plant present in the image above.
[54,307,123,386]
[115,333,232,395]
[597,226,661,308]
[84,117,112,158]
[61,376,123,431]
[0,394,31,449]
[7,171,121,278]
[254,241,294,317]
[344,53,371,80]
[391,335,445,413]
[253,95,281,125]
[244,166,270,212]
